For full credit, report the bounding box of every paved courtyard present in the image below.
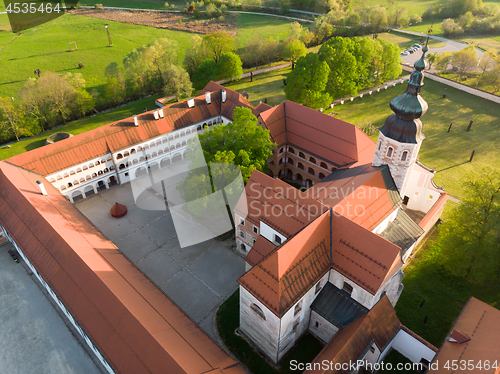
[75,181,245,339]
[0,243,101,374]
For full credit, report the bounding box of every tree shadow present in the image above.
[24,138,46,151]
[436,161,470,172]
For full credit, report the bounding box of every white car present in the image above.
[401,51,409,56]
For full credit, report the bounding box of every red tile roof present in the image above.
[0,161,244,374]
[259,101,359,167]
[429,297,500,374]
[239,212,332,316]
[304,296,401,374]
[7,83,256,177]
[245,235,277,267]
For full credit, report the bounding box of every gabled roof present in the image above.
[304,296,401,373]
[7,82,255,177]
[0,161,243,374]
[234,170,328,238]
[309,165,401,231]
[429,297,500,374]
[245,235,277,267]
[311,283,368,328]
[258,101,359,167]
[239,212,332,317]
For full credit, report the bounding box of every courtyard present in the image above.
[74,179,246,339]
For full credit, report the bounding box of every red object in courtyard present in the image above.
[110,202,127,218]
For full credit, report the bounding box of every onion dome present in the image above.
[110,202,127,218]
[379,46,429,144]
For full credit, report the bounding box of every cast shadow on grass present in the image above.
[25,138,46,151]
[436,161,470,172]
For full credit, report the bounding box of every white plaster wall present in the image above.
[328,269,377,309]
[387,330,436,364]
[402,164,440,213]
[309,310,339,343]
[240,287,281,363]
[372,207,400,235]
[260,222,287,245]
[276,272,330,362]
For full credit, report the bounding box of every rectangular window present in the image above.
[240,218,245,226]
[253,238,256,245]
[292,318,300,333]
[240,231,245,239]
[294,301,302,316]
[315,321,319,329]
[370,346,376,353]
[343,282,353,295]
[274,234,282,245]
[253,226,258,234]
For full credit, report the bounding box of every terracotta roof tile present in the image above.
[304,296,401,374]
[429,297,500,373]
[0,161,242,374]
[239,212,332,316]
[245,235,277,267]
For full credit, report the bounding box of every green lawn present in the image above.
[378,31,446,50]
[379,349,419,373]
[216,289,324,374]
[0,13,195,98]
[402,18,444,36]
[351,0,440,16]
[454,34,500,54]
[0,93,163,160]
[395,226,500,347]
[329,78,500,199]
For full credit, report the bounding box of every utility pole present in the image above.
[105,24,112,47]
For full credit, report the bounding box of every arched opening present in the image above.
[139,156,145,162]
[240,243,246,252]
[119,164,125,170]
[124,151,130,157]
[320,162,328,169]
[297,162,304,170]
[68,182,73,188]
[250,304,266,320]
[401,150,409,161]
[133,159,138,165]
[97,180,106,192]
[148,163,159,172]
[307,167,315,176]
[152,152,157,158]
[109,176,118,187]
[135,167,147,178]
[84,185,95,197]
[296,174,303,183]
[172,153,182,163]
[175,143,181,149]
[286,157,293,165]
[298,152,305,159]
[387,147,394,158]
[318,173,326,179]
[269,160,275,166]
[308,156,316,164]
[279,147,284,154]
[158,149,164,155]
[72,190,83,202]
[285,169,293,179]
[279,158,284,165]
[131,148,136,154]
[305,179,313,188]
[91,173,97,178]
[160,158,171,168]
[288,147,295,154]
[156,140,161,146]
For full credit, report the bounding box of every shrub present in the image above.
[193,8,201,17]
[188,4,195,12]
[164,1,169,8]
[94,3,103,9]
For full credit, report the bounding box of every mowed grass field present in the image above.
[0,13,195,98]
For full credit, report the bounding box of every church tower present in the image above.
[373,46,429,197]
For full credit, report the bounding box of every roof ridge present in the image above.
[285,115,357,146]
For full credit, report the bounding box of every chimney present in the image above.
[187,98,195,108]
[153,109,159,120]
[36,180,48,196]
[221,90,226,103]
[205,91,211,104]
[158,108,164,118]
[133,115,139,127]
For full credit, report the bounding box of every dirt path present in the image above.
[69,8,237,35]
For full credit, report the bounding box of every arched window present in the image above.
[320,162,328,169]
[286,157,293,165]
[401,151,409,161]
[150,142,155,147]
[298,152,305,159]
[250,303,266,320]
[144,145,149,150]
[119,164,126,170]
[307,167,315,176]
[133,159,138,165]
[124,151,130,157]
[308,157,316,164]
[297,162,304,170]
[76,168,82,173]
[95,161,100,166]
[131,148,136,154]
[279,147,284,154]
[378,142,381,150]
[318,173,326,179]
[279,158,284,165]
[182,141,187,146]
[152,152,157,158]
[269,160,275,166]
[288,147,295,154]
[156,140,161,146]
[240,243,246,252]
[116,153,123,160]
[386,147,394,158]
[158,149,164,155]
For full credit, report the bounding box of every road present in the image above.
[394,28,484,72]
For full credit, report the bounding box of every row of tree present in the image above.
[427,48,500,92]
[285,36,402,108]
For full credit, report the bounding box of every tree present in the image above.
[202,31,234,63]
[0,97,37,142]
[458,11,474,29]
[183,35,210,76]
[369,5,388,30]
[409,13,422,24]
[283,39,307,69]
[192,59,219,89]
[452,47,477,81]
[390,5,408,27]
[438,167,500,284]
[426,52,439,70]
[162,64,193,99]
[285,53,331,109]
[290,21,303,39]
[477,49,496,76]
[377,39,402,83]
[482,65,500,93]
[442,18,464,36]
[435,52,452,74]
[218,52,243,81]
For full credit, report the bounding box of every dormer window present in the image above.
[274,234,282,245]
[386,147,394,158]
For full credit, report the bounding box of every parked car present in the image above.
[413,44,421,48]
[401,51,409,56]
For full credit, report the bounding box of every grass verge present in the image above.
[216,289,324,374]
